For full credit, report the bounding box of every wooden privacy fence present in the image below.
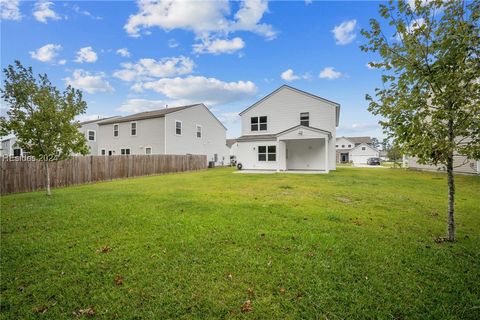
[0,154,207,195]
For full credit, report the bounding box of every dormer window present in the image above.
[300,112,309,126]
[251,116,267,131]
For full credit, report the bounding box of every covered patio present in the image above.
[276,125,331,173]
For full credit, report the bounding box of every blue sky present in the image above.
[1,0,389,138]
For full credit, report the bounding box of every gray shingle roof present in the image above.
[337,136,373,144]
[98,104,202,125]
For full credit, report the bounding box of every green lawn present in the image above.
[1,167,479,319]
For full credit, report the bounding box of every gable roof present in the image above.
[349,142,379,154]
[336,136,373,145]
[98,104,201,125]
[236,124,331,142]
[346,136,373,144]
[238,85,341,126]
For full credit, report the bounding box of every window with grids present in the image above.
[251,116,267,131]
[131,122,137,136]
[258,145,276,161]
[113,124,119,137]
[300,112,309,126]
[175,121,182,135]
[121,148,131,155]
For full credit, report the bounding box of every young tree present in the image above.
[1,61,89,196]
[361,0,480,241]
[371,137,380,149]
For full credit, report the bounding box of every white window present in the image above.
[113,124,119,137]
[145,147,152,155]
[121,148,131,155]
[175,120,182,135]
[131,122,137,136]
[251,116,267,131]
[88,130,96,141]
[362,147,366,150]
[342,145,345,148]
[13,148,21,157]
[336,145,338,148]
[258,145,276,162]
[101,149,106,156]
[300,112,309,126]
[196,125,202,138]
[348,144,351,148]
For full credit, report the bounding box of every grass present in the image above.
[1,167,479,319]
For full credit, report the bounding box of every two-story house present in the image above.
[79,116,119,155]
[235,85,340,172]
[96,104,229,166]
[335,136,379,164]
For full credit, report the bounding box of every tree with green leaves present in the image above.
[361,0,480,241]
[1,61,89,196]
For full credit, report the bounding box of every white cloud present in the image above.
[230,0,276,40]
[280,69,303,82]
[319,67,343,80]
[113,56,194,82]
[218,111,240,125]
[116,48,131,58]
[193,37,245,55]
[72,4,102,20]
[75,46,98,63]
[58,59,67,65]
[132,76,257,105]
[124,0,276,40]
[332,19,357,45]
[117,99,171,113]
[33,1,61,23]
[168,39,179,48]
[64,70,114,94]
[0,0,22,21]
[305,0,313,5]
[29,44,62,62]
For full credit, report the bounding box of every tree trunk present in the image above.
[446,154,455,241]
[44,160,51,196]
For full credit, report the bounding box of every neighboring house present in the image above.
[235,85,340,172]
[97,104,228,166]
[408,156,479,175]
[335,136,377,164]
[349,143,380,164]
[0,136,24,157]
[79,116,119,155]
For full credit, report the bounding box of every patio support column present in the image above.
[324,137,329,173]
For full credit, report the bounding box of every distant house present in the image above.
[408,156,479,175]
[96,104,229,166]
[235,85,340,172]
[335,136,379,164]
[0,136,23,157]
